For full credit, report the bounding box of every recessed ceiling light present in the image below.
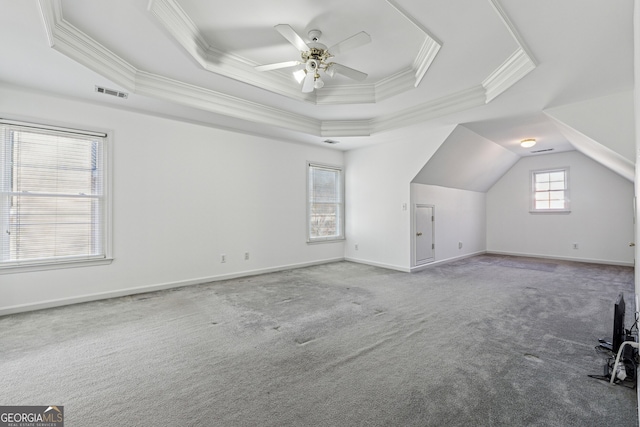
[520,138,536,148]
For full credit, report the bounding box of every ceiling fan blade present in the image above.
[255,61,301,72]
[301,72,315,93]
[326,63,368,81]
[275,24,310,52]
[328,31,371,55]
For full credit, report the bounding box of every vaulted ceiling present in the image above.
[0,0,634,163]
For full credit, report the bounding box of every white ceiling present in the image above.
[0,0,634,152]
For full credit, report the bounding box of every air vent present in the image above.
[530,148,554,153]
[323,139,339,145]
[95,86,128,99]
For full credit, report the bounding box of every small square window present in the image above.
[530,168,570,213]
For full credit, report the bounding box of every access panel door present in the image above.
[415,204,434,265]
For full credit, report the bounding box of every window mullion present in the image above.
[531,168,570,213]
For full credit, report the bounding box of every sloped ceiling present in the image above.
[544,91,635,162]
[544,115,634,182]
[544,91,635,182]
[412,125,519,192]
[413,89,635,191]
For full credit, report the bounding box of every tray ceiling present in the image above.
[38,0,534,135]
[0,0,633,152]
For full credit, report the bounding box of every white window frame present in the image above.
[307,162,345,243]
[530,167,571,213]
[0,118,113,274]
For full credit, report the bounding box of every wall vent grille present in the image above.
[530,148,554,153]
[95,86,128,99]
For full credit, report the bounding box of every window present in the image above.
[307,162,344,242]
[0,120,111,271]
[531,168,570,213]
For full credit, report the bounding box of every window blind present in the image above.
[308,163,343,241]
[0,122,106,266]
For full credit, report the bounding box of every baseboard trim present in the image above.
[486,250,634,267]
[410,251,487,272]
[344,257,411,273]
[2,251,632,316]
[0,257,345,316]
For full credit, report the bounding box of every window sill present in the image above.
[307,237,345,245]
[529,210,571,214]
[0,257,113,275]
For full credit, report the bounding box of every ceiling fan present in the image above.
[255,24,371,93]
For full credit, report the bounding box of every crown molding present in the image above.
[38,0,321,136]
[136,72,321,135]
[38,0,137,90]
[413,37,442,87]
[384,0,442,88]
[375,69,417,102]
[488,0,537,67]
[482,0,537,103]
[147,0,442,105]
[148,0,308,102]
[319,86,487,137]
[36,0,536,140]
[146,0,209,67]
[373,86,487,134]
[315,85,377,105]
[322,120,372,137]
[482,47,536,103]
[37,0,59,47]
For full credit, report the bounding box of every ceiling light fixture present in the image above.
[293,69,306,84]
[255,26,370,93]
[520,138,536,148]
[314,75,324,89]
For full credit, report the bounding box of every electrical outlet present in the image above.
[221,254,226,263]
[458,242,463,249]
[572,243,578,250]
[355,244,359,251]
[244,252,250,260]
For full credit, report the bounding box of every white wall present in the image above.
[344,124,456,271]
[0,84,344,314]
[633,1,639,418]
[634,0,640,312]
[487,150,634,265]
[410,184,486,267]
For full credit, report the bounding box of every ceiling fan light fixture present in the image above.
[325,65,335,78]
[293,69,306,83]
[305,59,319,73]
[308,30,322,42]
[520,138,536,148]
[256,24,370,93]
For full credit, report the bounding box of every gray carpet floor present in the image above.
[0,254,637,426]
